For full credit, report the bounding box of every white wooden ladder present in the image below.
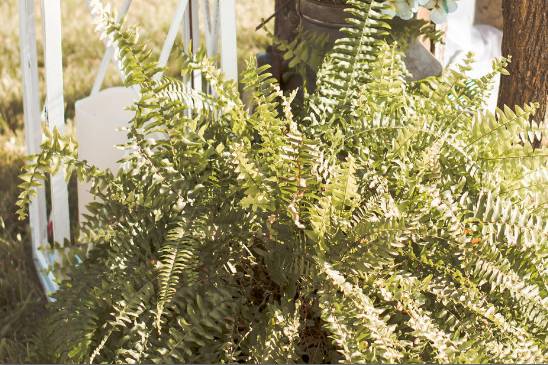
[18,0,238,297]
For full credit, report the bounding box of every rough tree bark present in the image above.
[498,0,547,123]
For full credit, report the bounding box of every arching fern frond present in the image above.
[309,0,392,125]
[155,221,200,332]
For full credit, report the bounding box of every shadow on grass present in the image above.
[0,136,46,362]
[0,228,47,363]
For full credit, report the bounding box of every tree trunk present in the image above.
[498,0,547,124]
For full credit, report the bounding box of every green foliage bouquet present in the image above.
[18,0,547,363]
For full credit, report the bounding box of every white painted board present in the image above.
[41,0,71,249]
[19,0,58,295]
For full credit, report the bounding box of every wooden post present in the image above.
[182,0,202,90]
[417,8,446,64]
[219,0,238,81]
[41,0,71,249]
[19,0,58,295]
[498,0,547,124]
[205,0,219,58]
[189,0,202,90]
[273,0,300,89]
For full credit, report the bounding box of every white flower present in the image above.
[385,0,419,20]
[394,0,417,20]
[384,0,459,24]
[422,0,458,24]
[396,0,418,20]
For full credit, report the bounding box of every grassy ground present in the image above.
[0,134,42,363]
[0,0,273,362]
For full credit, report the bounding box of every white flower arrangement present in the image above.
[386,0,458,24]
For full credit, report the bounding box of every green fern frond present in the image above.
[155,222,200,332]
[318,261,405,363]
[310,0,392,124]
[246,299,301,363]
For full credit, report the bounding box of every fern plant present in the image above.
[271,7,443,91]
[18,0,547,363]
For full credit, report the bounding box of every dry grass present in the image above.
[0,0,273,361]
[1,0,273,132]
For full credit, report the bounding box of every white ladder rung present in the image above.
[90,0,133,95]
[219,0,238,81]
[157,0,190,80]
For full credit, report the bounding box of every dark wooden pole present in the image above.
[498,0,547,123]
[271,0,300,90]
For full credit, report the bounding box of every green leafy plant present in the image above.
[269,25,331,89]
[18,0,547,363]
[271,7,443,90]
